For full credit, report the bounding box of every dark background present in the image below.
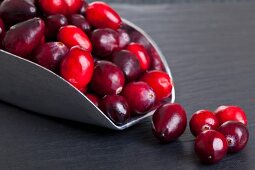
[1,1,255,169]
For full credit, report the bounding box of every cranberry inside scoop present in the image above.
[45,14,68,40]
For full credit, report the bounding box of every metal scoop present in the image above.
[0,19,175,130]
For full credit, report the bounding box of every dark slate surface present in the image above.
[0,2,255,170]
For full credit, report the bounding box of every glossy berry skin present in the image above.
[117,29,130,50]
[45,14,68,39]
[68,14,91,36]
[86,93,100,107]
[3,18,45,59]
[60,46,94,89]
[79,1,88,15]
[215,106,247,126]
[58,25,92,51]
[86,1,121,30]
[111,50,141,82]
[127,43,151,71]
[152,103,187,143]
[218,121,249,153]
[189,110,220,137]
[34,42,69,73]
[195,130,228,164]
[0,0,37,26]
[148,47,165,71]
[99,95,130,125]
[140,70,172,102]
[90,61,125,96]
[91,28,118,58]
[0,18,5,48]
[122,82,155,115]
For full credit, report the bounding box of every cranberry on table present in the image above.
[91,28,118,58]
[117,29,130,49]
[45,14,68,39]
[86,93,100,107]
[99,95,130,125]
[127,43,151,71]
[122,81,155,115]
[215,105,247,126]
[86,1,121,30]
[140,70,172,102]
[34,42,69,73]
[195,130,228,164]
[218,121,249,153]
[152,103,187,143]
[68,14,91,36]
[60,46,94,89]
[90,61,125,96]
[58,25,92,51]
[111,50,142,82]
[189,110,219,137]
[3,18,45,59]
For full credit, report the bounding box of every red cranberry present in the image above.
[0,18,5,48]
[91,28,118,58]
[117,29,130,50]
[34,42,69,73]
[152,103,187,143]
[60,46,94,89]
[3,18,45,59]
[90,61,125,96]
[195,130,228,164]
[140,70,172,102]
[79,1,88,15]
[111,50,142,82]
[127,43,151,71]
[215,106,247,126]
[58,25,92,51]
[68,14,91,36]
[148,47,165,71]
[189,110,219,137]
[45,14,68,40]
[218,121,249,153]
[85,93,99,107]
[99,95,130,125]
[86,1,121,30]
[0,0,37,26]
[122,81,155,115]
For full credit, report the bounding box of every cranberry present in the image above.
[79,1,88,15]
[86,1,121,30]
[152,103,187,143]
[60,46,94,89]
[3,18,45,59]
[117,29,130,50]
[215,106,247,126]
[68,14,91,36]
[39,0,83,16]
[189,110,219,137]
[0,18,5,48]
[91,28,118,58]
[122,81,155,115]
[90,61,125,96]
[111,50,142,82]
[85,93,100,107]
[99,95,130,125]
[58,25,92,51]
[140,70,172,102]
[195,130,228,164]
[148,47,165,71]
[45,14,68,40]
[127,43,151,71]
[218,121,249,153]
[0,0,37,26]
[34,42,68,73]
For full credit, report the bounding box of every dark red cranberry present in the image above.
[122,81,155,115]
[86,1,121,30]
[128,31,151,49]
[86,93,99,107]
[99,95,130,125]
[218,121,249,153]
[0,18,5,48]
[148,47,165,71]
[3,18,45,59]
[117,29,130,50]
[79,1,88,15]
[0,0,37,26]
[111,50,142,82]
[90,61,125,96]
[152,103,187,143]
[60,46,94,89]
[189,110,219,137]
[45,14,68,39]
[68,14,91,36]
[34,42,68,73]
[215,106,247,126]
[127,43,151,71]
[140,70,172,102]
[58,25,92,51]
[91,28,118,58]
[195,130,228,164]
